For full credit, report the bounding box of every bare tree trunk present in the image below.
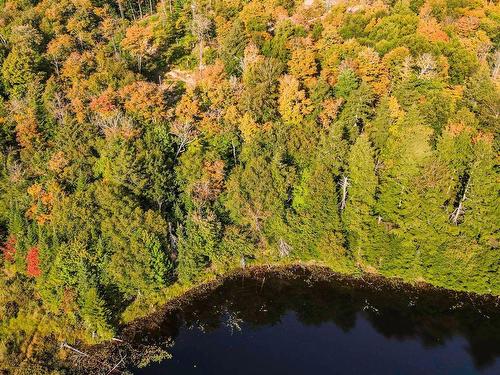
[106,353,126,375]
[492,50,500,81]
[199,38,203,71]
[175,138,186,159]
[61,343,89,357]
[76,35,83,49]
[339,176,349,211]
[160,0,166,18]
[450,200,464,225]
[128,0,136,20]
[53,59,60,77]
[450,177,470,225]
[168,222,178,256]
[398,186,405,208]
[278,239,292,258]
[118,0,125,18]
[112,39,118,57]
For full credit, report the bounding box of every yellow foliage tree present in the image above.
[278,75,312,126]
[288,39,318,86]
[356,47,389,95]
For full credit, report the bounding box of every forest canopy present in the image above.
[0,0,499,372]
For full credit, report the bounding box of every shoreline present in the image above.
[69,263,500,373]
[104,262,500,342]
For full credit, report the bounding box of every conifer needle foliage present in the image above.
[0,0,498,371]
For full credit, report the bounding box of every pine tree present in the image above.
[375,108,434,278]
[462,138,499,245]
[220,19,247,76]
[176,213,219,283]
[288,132,349,269]
[80,286,114,341]
[336,82,375,142]
[343,134,377,265]
[459,137,500,294]
[334,68,359,99]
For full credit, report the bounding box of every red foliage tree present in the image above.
[1,236,16,262]
[26,246,41,277]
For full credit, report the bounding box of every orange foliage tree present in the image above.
[1,236,16,262]
[26,246,41,277]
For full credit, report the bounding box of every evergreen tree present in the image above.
[220,19,247,76]
[80,286,114,341]
[375,108,434,278]
[342,134,377,265]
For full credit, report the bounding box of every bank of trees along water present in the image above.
[0,0,498,372]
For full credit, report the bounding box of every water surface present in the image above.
[103,268,500,374]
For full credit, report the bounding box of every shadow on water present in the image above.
[78,266,500,374]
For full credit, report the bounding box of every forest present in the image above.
[0,0,498,372]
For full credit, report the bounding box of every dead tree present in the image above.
[106,352,127,375]
[170,121,197,159]
[191,3,212,71]
[339,176,349,211]
[116,0,125,18]
[138,0,143,18]
[416,53,436,78]
[278,238,292,258]
[492,50,500,81]
[93,112,135,139]
[231,140,237,163]
[61,342,90,357]
[450,176,470,225]
[168,221,178,257]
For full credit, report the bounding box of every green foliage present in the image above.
[177,213,220,283]
[220,19,247,76]
[464,69,500,138]
[0,0,498,370]
[262,20,305,63]
[368,12,419,54]
[80,286,114,341]
[334,68,359,99]
[343,134,377,264]
[336,82,375,140]
[242,57,284,121]
[2,25,45,97]
[289,156,345,263]
[443,40,479,84]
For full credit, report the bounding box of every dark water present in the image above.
[107,268,500,375]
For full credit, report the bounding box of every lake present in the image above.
[83,267,500,375]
